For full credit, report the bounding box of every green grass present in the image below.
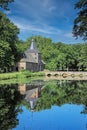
[0,71,45,82]
[0,77,45,85]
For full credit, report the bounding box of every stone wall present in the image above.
[18,62,26,70]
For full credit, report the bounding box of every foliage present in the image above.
[73,0,87,40]
[34,80,87,113]
[0,0,14,10]
[0,71,45,81]
[77,43,87,69]
[0,80,87,129]
[0,40,14,71]
[0,12,21,72]
[0,28,87,72]
[0,84,22,130]
[0,0,86,73]
[22,36,87,71]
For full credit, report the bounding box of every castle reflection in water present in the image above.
[18,81,44,111]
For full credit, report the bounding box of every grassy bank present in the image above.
[0,76,45,85]
[0,71,45,81]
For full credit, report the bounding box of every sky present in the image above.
[4,0,84,43]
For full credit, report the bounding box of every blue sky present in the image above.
[4,0,84,43]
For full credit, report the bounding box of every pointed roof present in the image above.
[30,38,37,50]
[27,38,40,53]
[20,53,38,63]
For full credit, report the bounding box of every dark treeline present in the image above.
[0,11,87,72]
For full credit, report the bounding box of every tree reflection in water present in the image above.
[0,84,23,130]
[34,80,87,114]
[17,80,87,114]
[18,80,87,130]
[0,80,87,130]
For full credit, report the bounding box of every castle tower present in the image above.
[18,38,45,72]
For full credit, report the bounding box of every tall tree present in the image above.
[77,43,87,70]
[0,0,14,10]
[0,40,14,72]
[0,12,20,72]
[73,0,87,40]
[25,36,86,71]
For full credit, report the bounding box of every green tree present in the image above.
[0,0,14,10]
[46,59,57,70]
[0,84,22,130]
[0,40,14,72]
[77,43,87,70]
[0,12,20,72]
[56,53,66,70]
[22,35,86,71]
[73,0,87,40]
[34,80,87,112]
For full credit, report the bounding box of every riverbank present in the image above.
[0,70,87,83]
[0,70,87,85]
[0,71,45,81]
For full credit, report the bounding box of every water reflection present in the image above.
[0,80,87,130]
[0,84,22,130]
[18,82,43,111]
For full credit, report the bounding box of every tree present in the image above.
[0,0,14,10]
[35,80,87,112]
[24,36,87,71]
[77,43,87,70]
[0,40,14,72]
[0,84,22,130]
[73,0,87,40]
[0,12,20,72]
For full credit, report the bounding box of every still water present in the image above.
[0,80,87,130]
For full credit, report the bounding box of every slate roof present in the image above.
[20,38,43,64]
[26,38,40,53]
[20,53,38,63]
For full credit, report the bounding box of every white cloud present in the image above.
[10,16,62,35]
[10,16,83,44]
[8,0,83,43]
